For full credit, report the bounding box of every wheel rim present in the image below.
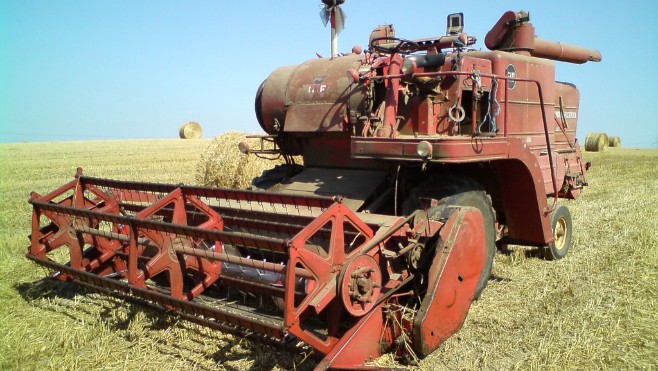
[554,217,568,251]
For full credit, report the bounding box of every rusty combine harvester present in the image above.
[27,7,601,370]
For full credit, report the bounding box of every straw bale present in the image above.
[609,136,622,148]
[195,132,286,189]
[179,121,203,139]
[584,132,609,152]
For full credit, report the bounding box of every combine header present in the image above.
[27,7,600,370]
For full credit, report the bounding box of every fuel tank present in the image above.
[255,54,370,134]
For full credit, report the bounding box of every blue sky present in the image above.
[2,0,657,147]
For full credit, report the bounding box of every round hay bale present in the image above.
[195,132,289,189]
[608,136,621,148]
[179,121,203,139]
[584,132,609,152]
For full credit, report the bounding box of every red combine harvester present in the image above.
[27,8,601,370]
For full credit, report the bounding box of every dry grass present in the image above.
[195,132,286,189]
[1,140,656,370]
[420,149,658,370]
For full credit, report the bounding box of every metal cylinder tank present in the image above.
[256,53,370,134]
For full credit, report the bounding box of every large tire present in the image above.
[541,205,572,260]
[403,175,496,300]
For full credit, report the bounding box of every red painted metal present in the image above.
[413,207,486,356]
[27,172,431,367]
[485,10,602,64]
[339,254,382,316]
[26,9,600,370]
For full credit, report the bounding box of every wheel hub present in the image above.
[339,254,382,316]
[554,217,567,250]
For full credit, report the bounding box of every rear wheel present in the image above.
[403,175,496,299]
[542,205,572,260]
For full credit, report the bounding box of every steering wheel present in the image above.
[369,37,420,55]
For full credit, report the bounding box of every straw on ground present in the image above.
[1,139,656,370]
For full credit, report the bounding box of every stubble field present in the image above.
[0,139,656,370]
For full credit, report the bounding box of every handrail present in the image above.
[369,70,559,214]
